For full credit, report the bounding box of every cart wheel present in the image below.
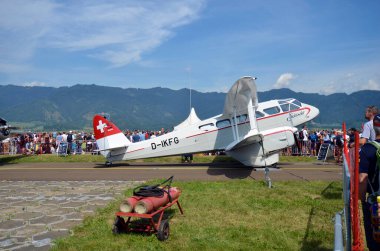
[112,216,125,234]
[157,219,170,241]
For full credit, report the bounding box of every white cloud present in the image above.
[0,0,58,64]
[363,79,380,91]
[274,73,296,88]
[22,81,48,87]
[318,76,380,95]
[319,84,338,95]
[0,0,205,71]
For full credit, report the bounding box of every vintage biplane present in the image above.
[93,76,319,167]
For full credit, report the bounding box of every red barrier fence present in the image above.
[342,122,364,250]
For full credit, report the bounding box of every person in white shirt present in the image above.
[61,132,68,142]
[360,106,379,146]
[302,125,309,155]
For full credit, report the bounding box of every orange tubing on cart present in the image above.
[134,187,181,214]
[119,196,141,213]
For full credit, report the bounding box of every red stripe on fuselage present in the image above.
[185,107,308,139]
[127,148,145,153]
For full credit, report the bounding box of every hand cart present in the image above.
[113,197,184,241]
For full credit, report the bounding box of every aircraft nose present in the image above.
[308,105,320,120]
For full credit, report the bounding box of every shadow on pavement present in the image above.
[0,155,28,165]
[93,159,256,179]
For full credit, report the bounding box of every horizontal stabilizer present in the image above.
[93,115,130,151]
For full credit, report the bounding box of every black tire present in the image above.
[105,161,112,167]
[156,219,170,241]
[112,216,125,234]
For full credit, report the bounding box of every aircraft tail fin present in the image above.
[93,115,130,151]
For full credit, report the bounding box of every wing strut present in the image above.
[247,97,259,134]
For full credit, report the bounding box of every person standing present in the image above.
[360,106,379,145]
[67,131,73,154]
[302,125,309,155]
[309,131,317,156]
[359,114,380,250]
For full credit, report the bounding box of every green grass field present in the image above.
[0,153,317,164]
[51,180,342,251]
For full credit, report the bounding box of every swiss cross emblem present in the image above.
[96,120,107,133]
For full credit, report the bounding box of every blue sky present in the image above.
[0,0,379,94]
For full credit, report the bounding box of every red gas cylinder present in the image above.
[134,187,181,214]
[119,196,141,213]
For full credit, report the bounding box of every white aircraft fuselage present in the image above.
[93,77,319,167]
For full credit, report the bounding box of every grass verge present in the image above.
[0,154,317,164]
[52,180,342,251]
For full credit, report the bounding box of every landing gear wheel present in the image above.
[271,163,278,169]
[156,219,170,241]
[112,216,125,234]
[105,161,112,167]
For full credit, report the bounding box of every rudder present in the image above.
[93,115,130,151]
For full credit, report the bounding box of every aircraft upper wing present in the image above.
[225,129,263,151]
[223,76,258,116]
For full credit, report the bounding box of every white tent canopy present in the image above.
[174,107,201,131]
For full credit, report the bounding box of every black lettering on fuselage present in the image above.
[151,137,180,150]
[162,139,168,147]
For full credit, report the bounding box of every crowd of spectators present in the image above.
[124,128,168,143]
[0,131,98,155]
[1,125,354,163]
[0,128,173,155]
[281,126,357,164]
[0,115,369,164]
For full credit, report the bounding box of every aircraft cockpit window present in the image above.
[278,99,292,105]
[216,119,231,128]
[292,100,302,107]
[263,106,280,115]
[199,123,215,131]
[289,104,299,111]
[280,104,290,112]
[255,111,265,118]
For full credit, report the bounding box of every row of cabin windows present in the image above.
[198,114,249,130]
[198,100,302,130]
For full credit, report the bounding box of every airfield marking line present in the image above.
[0,166,341,171]
[281,167,340,170]
[0,167,239,171]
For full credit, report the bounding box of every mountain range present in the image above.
[0,84,379,131]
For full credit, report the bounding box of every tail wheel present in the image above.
[157,219,170,241]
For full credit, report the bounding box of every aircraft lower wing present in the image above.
[225,126,297,152]
[225,129,263,151]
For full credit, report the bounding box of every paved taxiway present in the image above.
[0,161,342,182]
